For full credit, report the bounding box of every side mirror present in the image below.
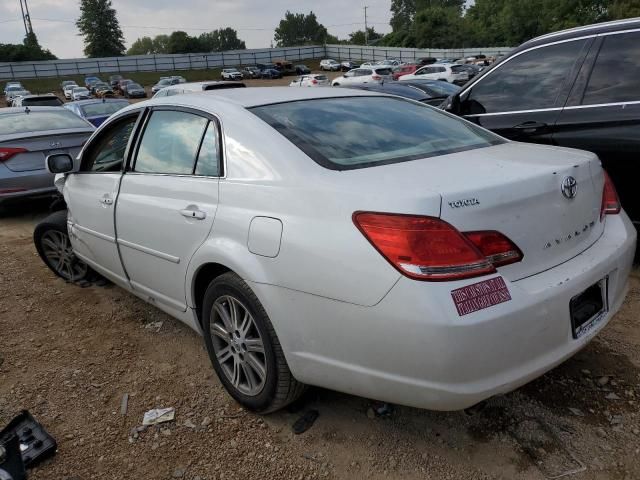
[46,153,74,174]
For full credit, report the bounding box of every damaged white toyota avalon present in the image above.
[34,87,636,413]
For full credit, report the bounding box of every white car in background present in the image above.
[71,87,91,101]
[319,59,340,71]
[34,87,636,415]
[331,67,394,86]
[399,64,469,85]
[289,74,330,87]
[221,68,243,81]
[5,85,31,106]
[63,83,79,99]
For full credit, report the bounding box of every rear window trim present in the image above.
[249,96,504,171]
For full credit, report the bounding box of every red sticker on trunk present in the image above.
[451,277,511,316]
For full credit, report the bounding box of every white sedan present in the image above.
[288,74,330,87]
[399,64,469,85]
[63,83,79,99]
[34,87,636,413]
[71,87,91,101]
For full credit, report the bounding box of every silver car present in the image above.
[5,85,31,106]
[0,107,94,207]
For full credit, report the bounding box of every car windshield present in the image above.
[22,97,63,107]
[157,79,171,85]
[6,86,22,92]
[81,101,129,117]
[251,97,503,170]
[450,65,467,73]
[0,110,89,135]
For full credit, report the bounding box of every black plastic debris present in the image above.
[292,409,319,434]
[0,434,26,480]
[0,411,57,469]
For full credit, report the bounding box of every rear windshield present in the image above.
[81,101,129,117]
[315,75,328,80]
[251,97,503,170]
[450,65,466,73]
[22,97,63,107]
[374,68,393,75]
[0,110,90,135]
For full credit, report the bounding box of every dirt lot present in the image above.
[1,201,639,480]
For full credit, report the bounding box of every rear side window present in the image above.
[0,110,89,135]
[135,110,207,174]
[251,97,503,170]
[22,97,63,107]
[194,122,220,176]
[582,32,640,105]
[465,39,587,114]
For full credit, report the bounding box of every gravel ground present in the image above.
[1,207,639,479]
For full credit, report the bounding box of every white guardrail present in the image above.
[0,44,513,80]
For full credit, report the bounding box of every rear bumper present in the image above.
[0,167,55,206]
[251,213,637,410]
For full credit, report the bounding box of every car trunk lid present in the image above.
[0,131,90,172]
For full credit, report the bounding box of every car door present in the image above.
[64,111,142,285]
[554,30,640,227]
[457,38,592,143]
[115,107,221,312]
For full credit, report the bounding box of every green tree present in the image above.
[76,0,125,57]
[198,28,246,52]
[0,32,56,62]
[152,35,170,54]
[390,0,416,32]
[167,31,201,53]
[274,11,329,46]
[348,27,383,45]
[127,36,155,55]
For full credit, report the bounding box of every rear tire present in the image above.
[34,210,92,283]
[202,272,305,413]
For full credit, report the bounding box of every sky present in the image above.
[0,0,393,59]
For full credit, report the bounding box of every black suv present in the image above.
[444,18,640,232]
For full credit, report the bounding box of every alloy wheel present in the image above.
[40,230,88,281]
[210,295,267,396]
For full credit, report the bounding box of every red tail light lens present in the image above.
[0,147,27,162]
[372,75,381,80]
[311,79,318,84]
[601,171,621,219]
[354,212,495,281]
[464,231,523,268]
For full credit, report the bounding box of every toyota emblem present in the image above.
[561,176,578,199]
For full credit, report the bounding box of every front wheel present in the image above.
[34,210,91,282]
[202,272,305,413]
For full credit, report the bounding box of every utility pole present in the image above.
[18,0,35,38]
[364,6,369,46]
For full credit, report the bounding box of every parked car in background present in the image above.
[0,107,94,208]
[289,74,330,87]
[90,81,110,95]
[346,80,461,107]
[435,58,460,64]
[63,98,129,127]
[34,88,636,416]
[392,64,419,80]
[123,83,146,99]
[12,94,64,107]
[320,59,340,71]
[109,74,123,88]
[71,87,91,101]
[415,57,437,65]
[95,85,115,98]
[399,64,469,85]
[261,68,283,79]
[331,67,393,86]
[60,80,76,91]
[241,66,262,79]
[4,81,23,95]
[151,77,179,94]
[63,83,79,99]
[294,64,311,75]
[274,60,295,75]
[443,17,640,236]
[117,79,134,94]
[84,76,102,88]
[454,63,482,80]
[153,81,246,98]
[4,85,31,106]
[341,60,360,71]
[221,68,243,81]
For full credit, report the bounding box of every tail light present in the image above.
[311,79,318,85]
[0,147,27,162]
[353,212,522,281]
[372,75,381,80]
[601,171,621,219]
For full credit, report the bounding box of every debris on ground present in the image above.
[292,409,319,434]
[144,320,164,332]
[120,393,129,415]
[142,407,175,426]
[367,401,394,419]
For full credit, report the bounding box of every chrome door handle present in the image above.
[179,208,206,220]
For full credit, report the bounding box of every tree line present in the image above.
[2,0,640,62]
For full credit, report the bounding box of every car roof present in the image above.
[17,94,58,98]
[0,106,76,115]
[69,98,129,105]
[521,17,640,49]
[130,87,381,111]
